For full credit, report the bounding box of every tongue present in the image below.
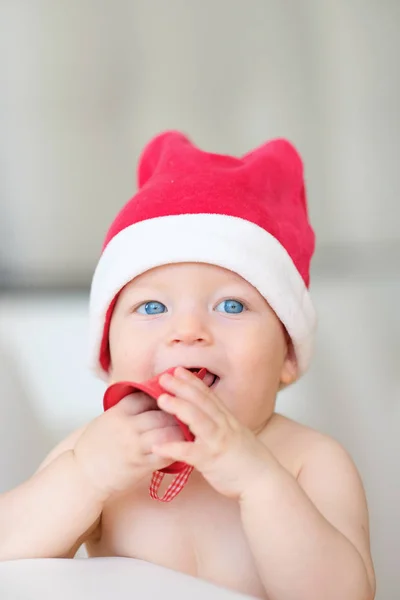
[202,370,215,387]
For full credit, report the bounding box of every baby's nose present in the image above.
[168,312,212,345]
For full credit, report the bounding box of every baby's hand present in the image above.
[153,368,271,500]
[73,393,185,500]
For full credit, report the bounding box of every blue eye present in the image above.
[136,301,167,315]
[215,299,245,314]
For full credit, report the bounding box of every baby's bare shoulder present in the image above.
[262,413,355,477]
[264,413,368,509]
[265,411,328,442]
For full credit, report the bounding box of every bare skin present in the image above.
[0,264,375,600]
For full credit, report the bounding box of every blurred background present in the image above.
[0,1,398,597]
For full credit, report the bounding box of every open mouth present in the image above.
[188,367,219,388]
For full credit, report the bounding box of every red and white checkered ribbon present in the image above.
[149,465,194,502]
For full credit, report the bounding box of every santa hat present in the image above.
[89,131,316,379]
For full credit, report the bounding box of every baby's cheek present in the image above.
[109,340,147,382]
[229,393,274,432]
[227,350,281,424]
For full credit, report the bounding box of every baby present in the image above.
[0,132,375,600]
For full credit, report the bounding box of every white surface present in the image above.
[0,558,253,600]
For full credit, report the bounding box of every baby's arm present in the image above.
[239,435,375,600]
[0,427,104,560]
[0,392,186,561]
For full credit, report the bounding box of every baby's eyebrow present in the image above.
[120,286,165,303]
[123,282,255,302]
[131,287,166,299]
[126,286,159,294]
[214,283,256,297]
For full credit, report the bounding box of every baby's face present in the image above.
[108,263,296,432]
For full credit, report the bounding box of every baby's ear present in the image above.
[279,338,298,388]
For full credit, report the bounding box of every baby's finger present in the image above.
[157,393,219,441]
[159,372,226,422]
[152,440,200,466]
[115,393,158,416]
[133,408,180,433]
[140,424,186,454]
[175,368,229,412]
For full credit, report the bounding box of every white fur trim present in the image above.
[89,214,316,379]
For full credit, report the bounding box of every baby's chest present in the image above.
[94,486,263,595]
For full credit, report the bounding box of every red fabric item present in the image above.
[149,466,194,502]
[103,368,206,501]
[104,132,312,283]
[97,131,315,374]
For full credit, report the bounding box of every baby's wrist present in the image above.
[237,446,281,503]
[69,449,110,506]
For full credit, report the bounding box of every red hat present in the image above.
[89,131,316,379]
